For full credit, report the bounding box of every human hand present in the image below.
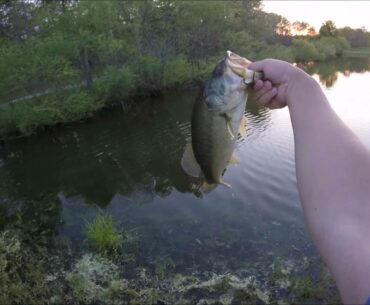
[249,59,311,109]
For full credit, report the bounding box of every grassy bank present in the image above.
[0,36,351,140]
[344,47,370,58]
[0,62,211,139]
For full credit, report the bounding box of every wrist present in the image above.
[286,69,320,108]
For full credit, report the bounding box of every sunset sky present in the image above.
[262,1,370,31]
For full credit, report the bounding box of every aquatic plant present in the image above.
[66,254,169,305]
[0,230,63,305]
[288,266,340,304]
[86,213,122,252]
[290,275,323,299]
[213,275,232,294]
[66,253,119,303]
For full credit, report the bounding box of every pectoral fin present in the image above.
[227,121,235,140]
[181,143,202,178]
[239,115,247,138]
[228,153,239,164]
[220,180,232,189]
[223,113,236,140]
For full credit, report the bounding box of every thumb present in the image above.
[249,60,267,72]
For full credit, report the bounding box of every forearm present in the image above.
[288,73,370,303]
[288,74,370,223]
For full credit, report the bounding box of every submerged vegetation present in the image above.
[86,214,121,252]
[0,1,369,138]
[0,195,340,305]
[0,226,340,305]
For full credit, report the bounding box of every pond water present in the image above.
[0,58,369,302]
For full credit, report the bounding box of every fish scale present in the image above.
[192,98,235,184]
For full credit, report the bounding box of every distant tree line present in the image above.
[0,1,369,138]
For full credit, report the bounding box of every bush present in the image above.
[255,45,295,62]
[132,55,163,90]
[222,31,264,59]
[61,90,103,120]
[163,55,192,87]
[93,66,136,103]
[0,107,14,136]
[329,36,350,56]
[0,40,79,102]
[313,36,350,60]
[0,90,103,137]
[292,39,321,62]
[313,39,336,61]
[0,231,53,305]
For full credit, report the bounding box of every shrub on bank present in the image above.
[163,55,193,87]
[93,67,136,103]
[255,45,295,62]
[321,36,350,57]
[313,40,336,61]
[292,39,321,62]
[222,31,264,59]
[0,90,103,137]
[132,55,163,90]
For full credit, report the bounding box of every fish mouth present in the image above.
[226,51,251,68]
[226,51,262,84]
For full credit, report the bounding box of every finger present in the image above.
[254,81,272,100]
[254,79,264,91]
[268,91,286,109]
[257,87,277,107]
[268,97,283,109]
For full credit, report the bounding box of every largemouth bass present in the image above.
[182,51,263,192]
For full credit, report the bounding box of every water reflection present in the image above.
[0,90,273,208]
[299,57,370,88]
[0,94,195,206]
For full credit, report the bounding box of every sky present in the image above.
[262,1,370,31]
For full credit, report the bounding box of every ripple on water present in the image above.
[230,108,301,228]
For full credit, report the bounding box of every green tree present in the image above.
[307,26,317,37]
[276,17,292,36]
[319,20,337,37]
[292,39,321,62]
[292,21,310,35]
[0,0,36,40]
[338,26,369,48]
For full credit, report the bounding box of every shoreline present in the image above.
[0,56,369,142]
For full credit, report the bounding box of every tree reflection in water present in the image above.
[300,57,370,88]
